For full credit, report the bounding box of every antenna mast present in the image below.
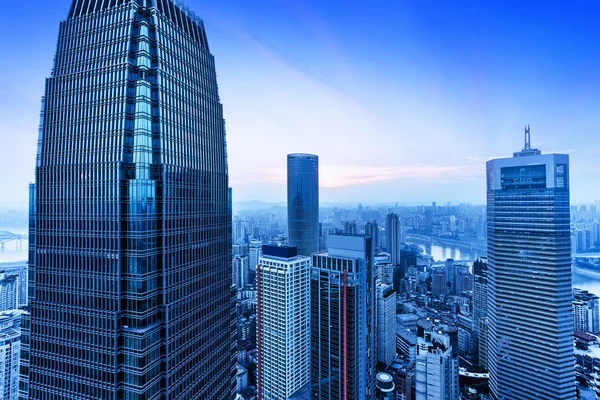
[524,125,531,150]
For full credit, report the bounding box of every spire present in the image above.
[524,125,531,150]
[514,125,540,157]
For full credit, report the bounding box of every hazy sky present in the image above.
[1,0,600,208]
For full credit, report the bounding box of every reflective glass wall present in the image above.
[287,154,319,257]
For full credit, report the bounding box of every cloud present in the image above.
[238,163,483,188]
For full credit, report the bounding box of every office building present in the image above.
[431,269,447,298]
[233,255,249,289]
[415,318,459,400]
[257,246,310,399]
[311,234,376,399]
[377,283,397,367]
[287,153,319,257]
[472,258,489,368]
[573,288,600,333]
[249,240,263,285]
[0,273,17,312]
[365,221,380,251]
[0,311,22,400]
[394,250,417,295]
[486,129,575,400]
[386,213,402,265]
[28,1,235,398]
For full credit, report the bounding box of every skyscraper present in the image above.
[287,153,319,257]
[376,283,397,367]
[486,128,575,400]
[256,245,311,399]
[385,213,402,265]
[311,234,376,399]
[365,221,380,251]
[28,1,234,398]
[472,258,489,368]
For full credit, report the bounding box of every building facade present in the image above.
[287,153,319,257]
[472,259,489,368]
[486,131,575,400]
[28,1,234,398]
[385,213,402,265]
[257,246,311,399]
[415,318,459,400]
[311,234,376,400]
[0,311,21,400]
[377,283,397,367]
[573,288,600,333]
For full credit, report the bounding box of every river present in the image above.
[409,239,600,298]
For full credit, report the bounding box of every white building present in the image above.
[415,318,459,400]
[257,245,310,400]
[573,288,600,333]
[377,283,397,366]
[0,311,22,400]
[0,273,17,312]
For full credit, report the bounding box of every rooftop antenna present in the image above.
[524,125,531,150]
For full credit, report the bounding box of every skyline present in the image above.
[2,0,600,208]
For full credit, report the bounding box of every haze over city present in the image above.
[2,0,600,208]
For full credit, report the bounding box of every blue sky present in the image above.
[1,0,600,207]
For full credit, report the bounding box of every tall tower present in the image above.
[28,1,234,398]
[256,246,311,399]
[486,129,575,400]
[311,234,376,399]
[472,258,489,368]
[385,213,401,265]
[287,153,319,257]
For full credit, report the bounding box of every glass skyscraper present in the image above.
[287,153,319,257]
[486,130,575,400]
[27,1,234,398]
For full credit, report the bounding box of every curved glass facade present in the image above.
[28,1,234,399]
[287,154,319,257]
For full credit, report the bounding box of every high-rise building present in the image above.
[415,318,459,400]
[431,269,447,298]
[444,259,457,295]
[472,258,489,368]
[0,311,22,400]
[28,1,234,398]
[386,213,402,265]
[249,239,263,285]
[0,273,17,312]
[345,221,358,235]
[377,283,397,367]
[365,221,380,251]
[394,250,416,295]
[311,234,376,399]
[573,288,600,333]
[233,255,249,289]
[486,129,575,400]
[257,245,310,399]
[287,153,319,257]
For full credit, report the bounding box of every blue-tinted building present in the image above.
[27,1,234,398]
[288,153,319,257]
[486,129,575,400]
[311,234,376,399]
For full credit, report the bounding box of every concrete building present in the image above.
[0,274,17,312]
[415,318,459,400]
[377,283,397,367]
[386,213,402,265]
[257,245,311,400]
[573,288,600,333]
[311,234,376,400]
[0,311,22,400]
[486,129,576,399]
[431,269,447,298]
